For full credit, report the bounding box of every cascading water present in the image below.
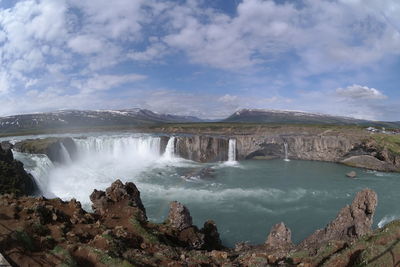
[283,142,290,162]
[59,143,72,164]
[163,136,176,160]
[228,139,237,162]
[16,135,165,204]
[9,133,400,248]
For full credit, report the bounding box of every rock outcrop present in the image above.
[265,222,293,250]
[341,155,397,172]
[0,183,397,267]
[0,146,37,196]
[90,179,147,221]
[167,201,193,231]
[14,137,77,164]
[299,188,378,250]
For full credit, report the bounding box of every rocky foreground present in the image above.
[0,179,400,266]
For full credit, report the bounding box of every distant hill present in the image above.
[0,109,203,134]
[223,109,400,128]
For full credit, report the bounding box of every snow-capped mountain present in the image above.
[0,109,203,133]
[224,109,399,128]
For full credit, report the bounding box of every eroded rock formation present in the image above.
[300,188,378,250]
[167,201,193,231]
[0,182,398,267]
[265,222,293,250]
[90,179,147,221]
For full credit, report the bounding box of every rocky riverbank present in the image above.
[0,180,399,266]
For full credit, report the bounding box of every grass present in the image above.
[372,134,400,156]
[130,217,159,244]
[12,230,35,251]
[0,122,368,138]
[51,246,78,267]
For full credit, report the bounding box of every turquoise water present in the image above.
[10,133,400,248]
[137,159,400,247]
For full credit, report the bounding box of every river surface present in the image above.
[5,132,400,247]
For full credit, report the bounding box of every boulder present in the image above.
[346,171,357,178]
[299,188,377,250]
[201,220,223,251]
[90,180,146,221]
[265,222,293,249]
[341,155,397,172]
[167,201,193,231]
[0,141,13,151]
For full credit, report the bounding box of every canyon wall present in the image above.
[12,131,400,172]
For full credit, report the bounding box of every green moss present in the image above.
[90,247,134,267]
[130,217,159,244]
[12,230,35,251]
[51,246,78,267]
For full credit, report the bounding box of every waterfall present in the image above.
[228,139,237,162]
[163,136,176,159]
[59,143,72,164]
[283,142,290,162]
[73,135,161,160]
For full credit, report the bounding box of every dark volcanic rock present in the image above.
[90,179,147,221]
[167,201,193,231]
[265,222,293,250]
[0,141,13,151]
[300,188,377,250]
[0,146,37,196]
[201,220,223,251]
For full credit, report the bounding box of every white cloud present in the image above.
[68,35,104,54]
[218,94,238,103]
[336,84,387,100]
[75,74,147,93]
[0,72,10,94]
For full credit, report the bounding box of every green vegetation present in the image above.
[372,134,400,156]
[130,217,159,244]
[51,246,78,267]
[0,121,369,138]
[12,230,35,251]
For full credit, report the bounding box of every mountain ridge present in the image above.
[223,108,400,128]
[0,108,399,135]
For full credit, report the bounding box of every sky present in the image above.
[0,0,399,121]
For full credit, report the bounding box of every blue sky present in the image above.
[0,0,399,120]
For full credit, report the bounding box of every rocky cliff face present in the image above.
[14,137,77,164]
[175,135,229,162]
[0,146,37,196]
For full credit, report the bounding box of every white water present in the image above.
[59,143,72,164]
[284,142,290,162]
[228,139,236,162]
[378,215,399,228]
[163,136,176,160]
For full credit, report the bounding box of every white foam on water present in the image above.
[378,215,399,228]
[137,184,308,204]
